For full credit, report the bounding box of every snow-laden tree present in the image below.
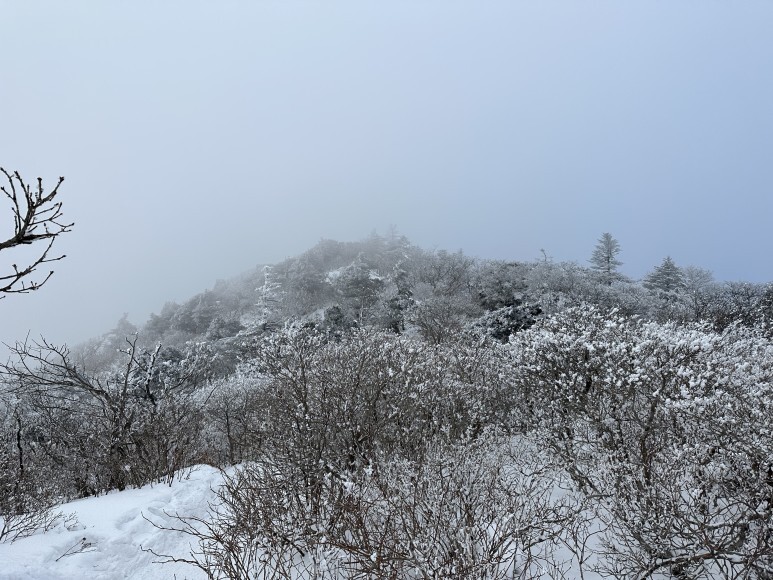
[333,253,385,321]
[256,264,282,330]
[470,301,542,343]
[681,265,718,320]
[473,260,529,310]
[589,232,623,286]
[525,259,592,314]
[644,256,685,295]
[414,249,476,297]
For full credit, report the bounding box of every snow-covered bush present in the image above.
[198,370,269,466]
[469,302,541,343]
[0,337,210,497]
[408,295,481,345]
[240,325,521,479]
[323,434,577,579]
[153,434,580,579]
[508,305,773,577]
[0,399,62,543]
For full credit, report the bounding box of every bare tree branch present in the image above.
[0,168,73,296]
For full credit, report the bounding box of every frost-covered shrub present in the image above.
[523,260,591,315]
[469,302,542,343]
[585,279,655,318]
[241,325,518,482]
[1,337,210,497]
[473,259,529,311]
[153,434,578,579]
[508,305,773,577]
[325,435,575,579]
[408,295,480,344]
[707,281,773,337]
[198,371,269,466]
[412,249,476,298]
[0,403,62,543]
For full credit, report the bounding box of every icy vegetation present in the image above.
[2,233,773,578]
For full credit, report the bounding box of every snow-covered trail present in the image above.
[0,466,222,580]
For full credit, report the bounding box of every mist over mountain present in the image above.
[71,232,771,368]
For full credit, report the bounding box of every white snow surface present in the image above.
[0,466,223,580]
[0,461,607,579]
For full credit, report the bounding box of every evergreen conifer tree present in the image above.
[644,256,685,295]
[589,232,622,285]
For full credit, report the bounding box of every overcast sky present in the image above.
[2,1,772,349]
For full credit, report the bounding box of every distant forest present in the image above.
[3,231,773,578]
[82,231,773,358]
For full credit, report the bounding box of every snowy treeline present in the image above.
[2,234,773,578]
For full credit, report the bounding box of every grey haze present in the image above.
[1,1,772,349]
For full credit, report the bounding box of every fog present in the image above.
[2,1,772,349]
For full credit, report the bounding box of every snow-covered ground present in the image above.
[1,461,605,579]
[0,467,223,580]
